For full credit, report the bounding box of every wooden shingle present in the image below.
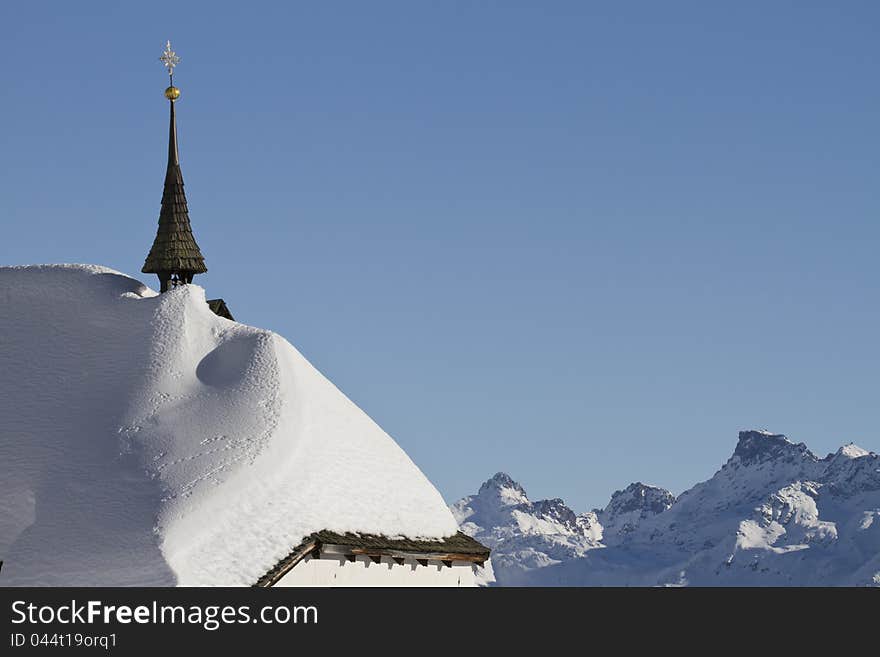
[142,100,207,275]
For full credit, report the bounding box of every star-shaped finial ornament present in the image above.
[159,40,180,77]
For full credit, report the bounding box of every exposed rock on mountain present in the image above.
[451,472,602,585]
[455,430,880,586]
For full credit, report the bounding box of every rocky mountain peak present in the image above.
[822,446,880,497]
[834,443,870,460]
[598,481,674,541]
[530,497,579,527]
[479,472,527,497]
[604,482,675,516]
[731,430,816,467]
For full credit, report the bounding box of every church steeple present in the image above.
[142,41,207,293]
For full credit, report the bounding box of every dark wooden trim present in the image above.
[343,546,486,565]
[206,298,235,321]
[253,530,490,586]
[252,541,318,587]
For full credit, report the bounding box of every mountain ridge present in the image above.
[453,429,880,586]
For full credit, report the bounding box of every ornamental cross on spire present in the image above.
[159,40,180,78]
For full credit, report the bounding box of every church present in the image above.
[140,42,490,587]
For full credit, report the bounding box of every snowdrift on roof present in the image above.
[0,264,458,586]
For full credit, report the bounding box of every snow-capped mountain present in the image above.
[454,430,880,586]
[598,482,675,545]
[451,472,603,585]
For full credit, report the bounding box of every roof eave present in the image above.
[253,531,491,587]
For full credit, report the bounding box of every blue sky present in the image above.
[2,2,878,510]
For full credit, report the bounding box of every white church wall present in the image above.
[274,554,480,587]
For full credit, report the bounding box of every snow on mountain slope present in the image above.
[0,265,458,586]
[455,431,880,586]
[598,482,674,545]
[451,473,602,585]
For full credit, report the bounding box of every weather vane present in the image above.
[160,40,181,101]
[159,40,180,79]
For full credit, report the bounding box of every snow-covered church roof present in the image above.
[0,264,461,585]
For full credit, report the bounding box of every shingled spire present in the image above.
[142,41,207,293]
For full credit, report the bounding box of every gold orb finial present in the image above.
[160,42,182,101]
